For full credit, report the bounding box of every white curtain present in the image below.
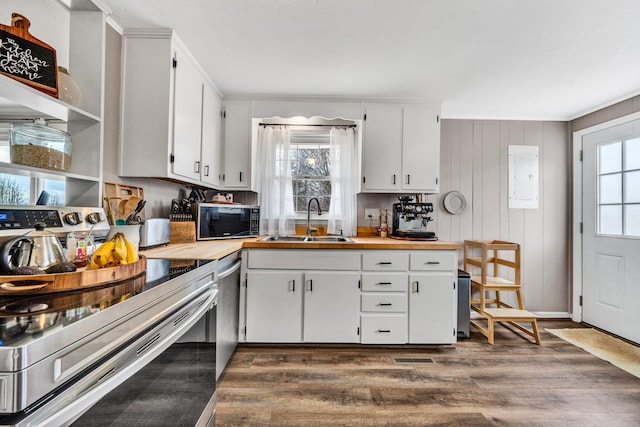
[256,126,296,236]
[327,127,358,236]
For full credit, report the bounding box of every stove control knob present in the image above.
[86,212,102,224]
[64,212,82,226]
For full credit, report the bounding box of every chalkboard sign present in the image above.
[0,13,57,97]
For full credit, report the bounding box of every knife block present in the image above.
[169,221,196,244]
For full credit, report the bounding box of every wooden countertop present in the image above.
[140,236,461,260]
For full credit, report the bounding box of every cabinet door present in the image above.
[402,104,440,192]
[172,47,204,181]
[222,101,251,189]
[246,271,303,342]
[303,272,360,343]
[200,84,222,187]
[362,103,402,191]
[408,272,456,344]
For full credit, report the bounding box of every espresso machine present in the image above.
[390,196,436,240]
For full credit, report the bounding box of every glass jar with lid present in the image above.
[9,118,72,172]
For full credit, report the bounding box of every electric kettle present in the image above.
[0,223,67,274]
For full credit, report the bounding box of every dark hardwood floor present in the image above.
[216,320,640,426]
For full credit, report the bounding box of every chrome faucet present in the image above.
[306,197,322,236]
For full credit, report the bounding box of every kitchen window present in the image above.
[256,119,359,236]
[0,172,66,206]
[290,132,332,213]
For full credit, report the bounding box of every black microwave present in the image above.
[196,203,260,240]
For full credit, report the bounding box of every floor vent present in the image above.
[393,357,435,364]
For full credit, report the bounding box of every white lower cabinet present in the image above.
[360,314,407,344]
[242,248,457,344]
[408,252,458,344]
[303,272,360,343]
[246,271,303,342]
[244,250,360,343]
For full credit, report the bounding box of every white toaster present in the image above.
[139,218,171,249]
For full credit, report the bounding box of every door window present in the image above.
[597,137,640,237]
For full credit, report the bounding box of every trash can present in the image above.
[457,269,471,338]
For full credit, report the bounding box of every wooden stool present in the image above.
[471,308,541,345]
[464,240,540,345]
[464,240,523,311]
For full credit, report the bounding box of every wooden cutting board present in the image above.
[103,183,145,219]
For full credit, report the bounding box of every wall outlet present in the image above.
[365,208,381,222]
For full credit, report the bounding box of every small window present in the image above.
[597,137,640,237]
[0,173,30,205]
[290,136,332,213]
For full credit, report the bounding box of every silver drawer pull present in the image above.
[425,261,440,265]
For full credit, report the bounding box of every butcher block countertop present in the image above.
[140,236,461,260]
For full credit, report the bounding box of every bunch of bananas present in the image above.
[89,232,140,269]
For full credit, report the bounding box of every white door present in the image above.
[582,119,640,343]
[402,104,440,192]
[172,47,204,180]
[408,272,456,344]
[246,271,303,342]
[361,103,403,191]
[222,102,251,189]
[303,272,360,343]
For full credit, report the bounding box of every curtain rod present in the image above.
[259,123,357,128]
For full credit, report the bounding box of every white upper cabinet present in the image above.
[402,104,440,192]
[362,103,403,191]
[120,30,222,189]
[0,1,107,206]
[171,47,205,182]
[362,102,441,193]
[200,84,222,187]
[221,101,251,189]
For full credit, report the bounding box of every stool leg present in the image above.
[516,289,525,310]
[488,317,495,345]
[531,319,541,345]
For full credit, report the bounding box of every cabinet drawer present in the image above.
[361,273,407,292]
[410,251,455,271]
[362,251,409,271]
[361,294,407,313]
[248,249,361,270]
[360,314,407,344]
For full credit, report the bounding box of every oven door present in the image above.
[68,294,218,427]
[2,287,218,427]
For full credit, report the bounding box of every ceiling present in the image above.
[99,0,640,121]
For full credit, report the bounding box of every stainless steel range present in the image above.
[0,255,218,426]
[0,206,111,241]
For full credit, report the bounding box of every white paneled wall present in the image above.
[437,120,570,313]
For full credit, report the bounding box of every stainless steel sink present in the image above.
[260,235,354,243]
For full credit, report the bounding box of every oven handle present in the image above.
[217,259,241,280]
[22,288,218,427]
